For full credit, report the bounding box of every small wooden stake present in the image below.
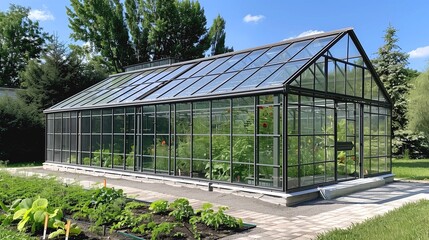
[42,213,49,240]
[103,179,107,188]
[65,219,71,240]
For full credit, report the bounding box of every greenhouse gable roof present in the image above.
[46,28,384,113]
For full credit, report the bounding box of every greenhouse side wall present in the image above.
[46,94,286,190]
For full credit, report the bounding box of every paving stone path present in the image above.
[6,167,429,240]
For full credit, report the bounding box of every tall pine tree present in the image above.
[373,26,429,157]
[373,26,409,135]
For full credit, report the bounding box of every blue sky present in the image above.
[1,0,429,71]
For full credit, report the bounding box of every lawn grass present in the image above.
[0,161,43,168]
[392,158,429,180]
[316,199,429,240]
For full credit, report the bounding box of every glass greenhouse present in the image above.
[44,28,392,192]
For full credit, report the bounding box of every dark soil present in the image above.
[108,206,254,240]
[118,213,249,240]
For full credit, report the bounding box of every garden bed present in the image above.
[0,171,254,239]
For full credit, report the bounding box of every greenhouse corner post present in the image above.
[283,93,287,192]
[229,99,233,183]
[209,101,213,180]
[45,114,48,162]
[359,103,364,178]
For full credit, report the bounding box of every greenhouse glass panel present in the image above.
[210,53,248,74]
[259,60,307,87]
[51,76,118,109]
[268,40,311,65]
[137,68,166,83]
[125,71,155,86]
[161,64,193,80]
[72,89,112,107]
[291,35,336,61]
[228,49,267,72]
[144,66,178,83]
[109,73,142,89]
[235,64,282,90]
[144,80,185,100]
[245,44,288,69]
[326,34,348,60]
[101,74,138,89]
[97,85,137,105]
[157,77,201,99]
[193,74,233,95]
[212,69,257,93]
[178,60,213,79]
[127,82,162,101]
[193,57,229,77]
[175,75,217,97]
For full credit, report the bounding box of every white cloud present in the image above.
[28,9,54,21]
[243,14,265,23]
[284,30,325,41]
[409,46,429,59]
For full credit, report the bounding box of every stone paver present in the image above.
[5,167,429,240]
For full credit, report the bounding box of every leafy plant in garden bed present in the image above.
[112,198,247,240]
[0,197,81,239]
[73,186,127,228]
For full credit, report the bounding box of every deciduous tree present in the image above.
[68,0,233,70]
[0,5,49,87]
[125,0,149,62]
[407,69,429,134]
[67,0,136,72]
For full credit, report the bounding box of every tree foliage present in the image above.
[19,37,107,112]
[68,0,232,71]
[407,69,429,135]
[0,96,44,163]
[67,0,136,72]
[373,26,429,157]
[208,15,233,56]
[0,5,49,87]
[373,26,410,135]
[125,0,149,63]
[129,0,212,60]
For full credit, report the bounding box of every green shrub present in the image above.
[149,200,169,214]
[0,97,44,164]
[0,198,22,226]
[168,198,194,221]
[90,187,125,207]
[48,220,81,239]
[111,205,152,231]
[150,222,177,240]
[195,203,243,230]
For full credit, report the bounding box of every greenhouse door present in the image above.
[335,101,360,181]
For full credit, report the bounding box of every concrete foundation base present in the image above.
[43,162,395,206]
